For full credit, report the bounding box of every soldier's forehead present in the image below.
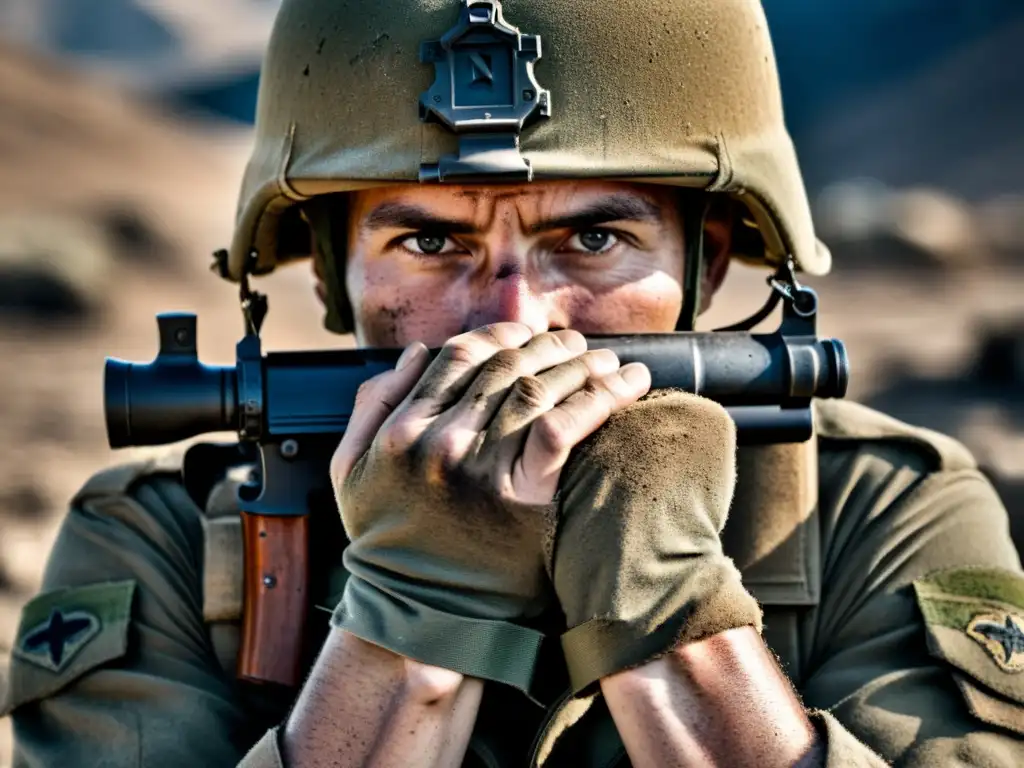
[352,180,675,212]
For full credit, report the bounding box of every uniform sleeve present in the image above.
[3,472,257,768]
[801,444,1024,766]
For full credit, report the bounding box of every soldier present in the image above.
[4,0,1024,766]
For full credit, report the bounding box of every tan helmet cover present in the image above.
[229,0,830,282]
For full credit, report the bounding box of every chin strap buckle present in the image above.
[239,249,268,338]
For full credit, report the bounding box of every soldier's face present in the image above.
[343,180,726,347]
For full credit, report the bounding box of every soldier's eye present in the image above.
[401,233,458,255]
[567,230,619,254]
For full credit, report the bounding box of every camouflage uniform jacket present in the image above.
[4,400,1024,766]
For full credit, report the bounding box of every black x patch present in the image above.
[967,612,1024,673]
[19,608,100,673]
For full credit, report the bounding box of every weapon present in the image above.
[102,261,849,687]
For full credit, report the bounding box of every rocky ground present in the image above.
[0,42,1022,765]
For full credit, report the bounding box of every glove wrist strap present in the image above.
[334,576,546,698]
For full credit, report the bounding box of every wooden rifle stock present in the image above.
[238,511,310,686]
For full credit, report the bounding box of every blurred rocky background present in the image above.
[0,1,1021,761]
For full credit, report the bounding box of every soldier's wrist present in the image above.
[558,556,762,694]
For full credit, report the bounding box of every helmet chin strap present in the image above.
[307,197,355,335]
[677,198,711,332]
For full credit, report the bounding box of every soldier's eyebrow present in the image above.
[525,195,663,235]
[363,202,477,233]
[362,194,663,234]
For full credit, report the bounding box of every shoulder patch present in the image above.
[16,608,101,673]
[815,399,976,472]
[915,567,1024,733]
[3,581,136,716]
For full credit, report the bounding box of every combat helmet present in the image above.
[222,0,830,333]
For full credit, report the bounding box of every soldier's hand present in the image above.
[328,323,650,688]
[334,322,652,505]
[553,390,763,693]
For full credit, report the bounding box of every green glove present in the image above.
[554,389,763,693]
[337,450,555,693]
[331,326,648,694]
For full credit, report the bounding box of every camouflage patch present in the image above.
[967,613,1024,673]
[14,608,101,674]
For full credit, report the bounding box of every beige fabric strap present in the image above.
[724,440,820,606]
[200,470,251,623]
[202,515,244,623]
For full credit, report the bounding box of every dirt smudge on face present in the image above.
[361,299,416,347]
